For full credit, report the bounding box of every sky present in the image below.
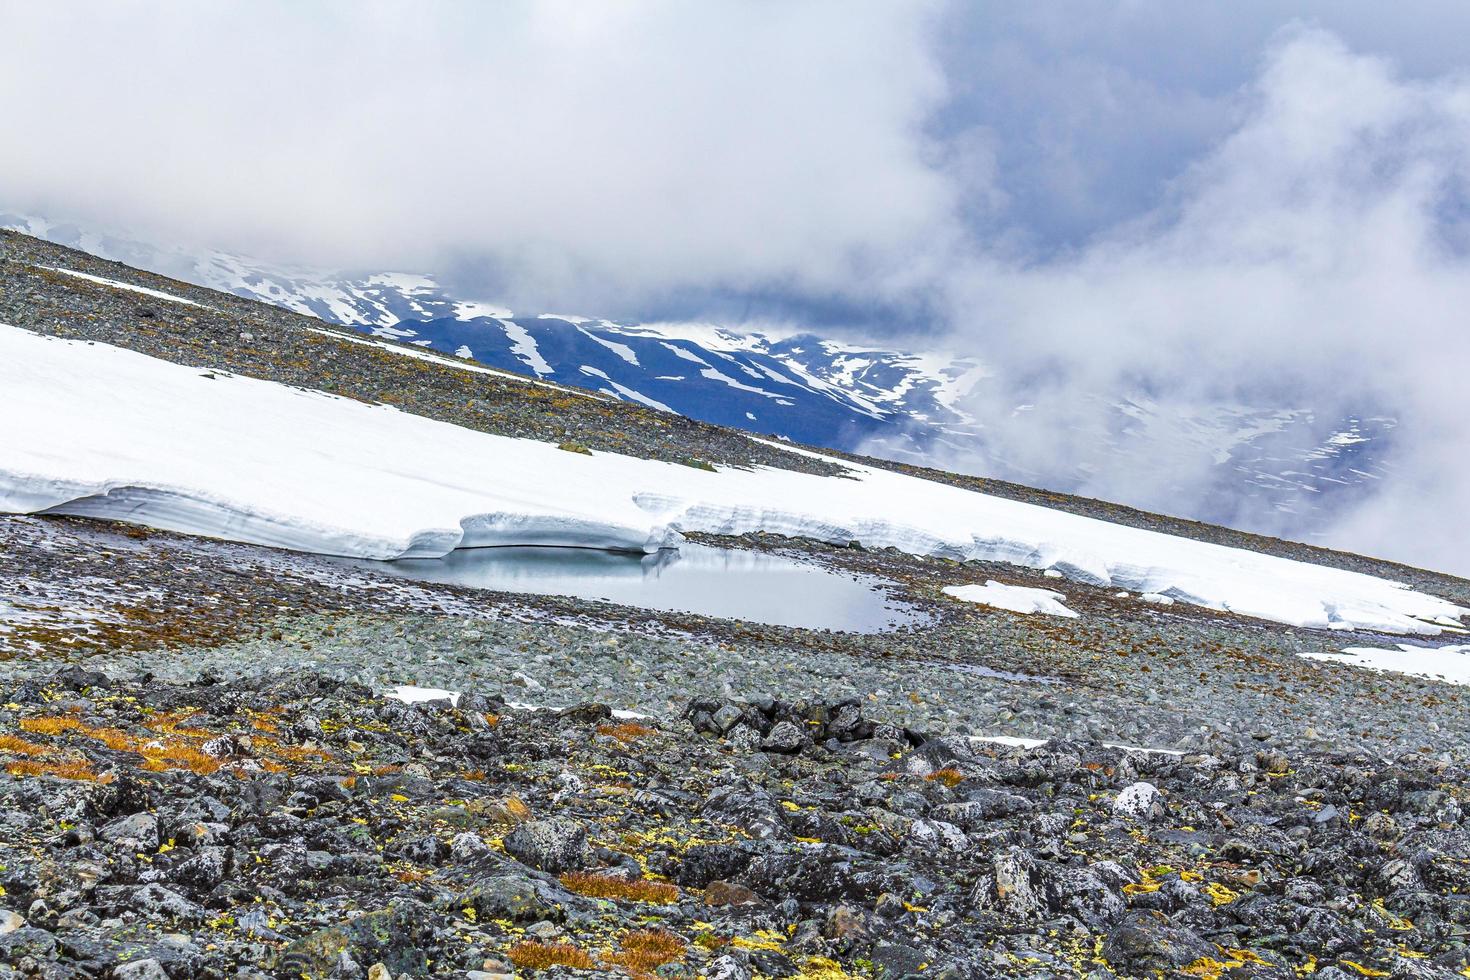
[4,1,1470,573]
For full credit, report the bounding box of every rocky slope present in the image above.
[4,229,1470,978]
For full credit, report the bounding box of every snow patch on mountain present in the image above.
[42,267,208,308]
[497,318,553,377]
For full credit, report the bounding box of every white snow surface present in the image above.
[387,685,461,706]
[388,685,651,720]
[43,267,206,308]
[943,581,1079,619]
[452,300,513,320]
[1301,643,1470,686]
[497,319,553,377]
[1,325,1465,635]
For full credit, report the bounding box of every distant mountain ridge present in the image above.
[3,213,1394,538]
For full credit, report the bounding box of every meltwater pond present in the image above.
[337,543,924,632]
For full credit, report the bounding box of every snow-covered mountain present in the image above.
[2,213,1395,537]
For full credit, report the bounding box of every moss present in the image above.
[559,871,679,905]
[924,767,964,788]
[605,929,688,977]
[507,942,597,971]
[596,721,657,743]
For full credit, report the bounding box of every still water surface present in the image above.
[338,543,923,632]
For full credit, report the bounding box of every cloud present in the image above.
[932,28,1470,574]
[0,1,954,312]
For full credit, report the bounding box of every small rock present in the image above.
[101,811,160,850]
[503,818,591,873]
[1113,782,1164,822]
[113,960,170,980]
[0,909,23,935]
[704,880,761,907]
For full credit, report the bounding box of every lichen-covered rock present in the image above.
[502,818,591,873]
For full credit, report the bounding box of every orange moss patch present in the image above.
[17,712,327,777]
[19,716,88,736]
[605,928,688,976]
[560,872,680,904]
[508,942,597,971]
[5,758,110,782]
[597,722,657,743]
[0,733,51,756]
[925,767,964,788]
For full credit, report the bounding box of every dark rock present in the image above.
[1101,911,1214,973]
[677,844,754,888]
[702,785,791,840]
[760,721,808,754]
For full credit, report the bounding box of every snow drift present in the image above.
[0,325,1463,635]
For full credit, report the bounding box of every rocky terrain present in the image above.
[6,668,1470,980]
[5,230,1470,977]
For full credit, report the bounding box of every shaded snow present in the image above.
[576,325,640,366]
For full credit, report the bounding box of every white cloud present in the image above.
[934,28,1470,574]
[0,1,954,310]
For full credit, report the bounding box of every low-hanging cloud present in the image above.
[0,1,954,312]
[932,28,1470,574]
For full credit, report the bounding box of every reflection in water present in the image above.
[334,543,924,633]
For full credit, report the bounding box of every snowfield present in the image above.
[0,325,1464,636]
[943,581,1079,618]
[1302,644,1470,686]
